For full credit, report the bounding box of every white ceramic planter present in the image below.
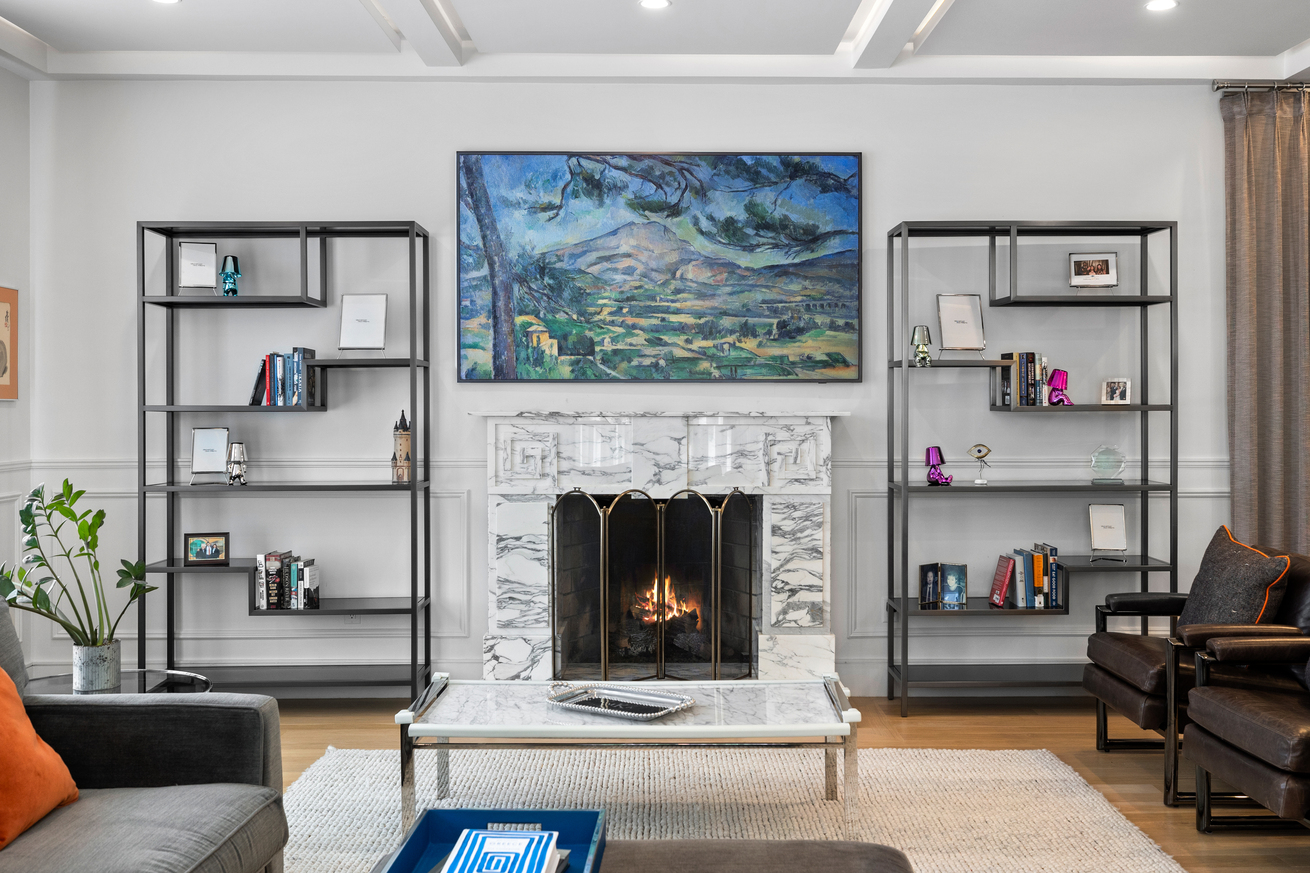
[73,639,121,692]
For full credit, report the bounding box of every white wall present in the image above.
[23,80,1230,693]
[0,66,29,655]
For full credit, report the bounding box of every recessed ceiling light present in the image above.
[1145,0,1177,10]
[640,0,671,8]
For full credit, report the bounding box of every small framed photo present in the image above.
[0,286,15,401]
[1089,504,1128,552]
[936,294,986,350]
[1100,377,1131,405]
[940,562,968,609]
[183,532,230,567]
[178,242,218,290]
[339,294,388,350]
[919,563,941,609]
[1069,252,1118,288]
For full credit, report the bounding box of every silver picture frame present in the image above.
[190,426,229,485]
[339,293,388,351]
[1069,252,1119,288]
[936,293,986,351]
[178,242,218,290]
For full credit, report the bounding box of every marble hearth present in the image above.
[481,411,842,681]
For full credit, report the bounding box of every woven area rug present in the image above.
[284,747,1185,873]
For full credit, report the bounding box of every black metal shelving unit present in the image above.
[136,221,432,699]
[885,220,1178,716]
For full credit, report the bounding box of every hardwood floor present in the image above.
[277,695,1310,873]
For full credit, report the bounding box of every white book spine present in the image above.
[255,554,266,610]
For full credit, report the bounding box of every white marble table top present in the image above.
[400,678,858,739]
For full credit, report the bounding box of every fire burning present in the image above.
[632,576,699,625]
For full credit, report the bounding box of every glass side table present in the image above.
[25,668,212,695]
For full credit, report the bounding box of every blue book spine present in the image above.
[1022,551,1035,608]
[292,348,303,407]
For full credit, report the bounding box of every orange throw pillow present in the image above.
[0,668,77,850]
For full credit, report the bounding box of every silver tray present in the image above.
[546,682,695,721]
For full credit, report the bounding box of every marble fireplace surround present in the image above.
[480,411,844,682]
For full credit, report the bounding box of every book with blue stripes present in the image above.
[441,829,559,873]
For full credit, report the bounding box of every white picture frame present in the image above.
[936,294,986,351]
[1101,377,1132,405]
[190,427,229,475]
[339,294,388,350]
[1069,252,1118,288]
[1089,504,1128,552]
[178,242,218,289]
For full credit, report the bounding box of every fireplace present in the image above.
[551,488,759,681]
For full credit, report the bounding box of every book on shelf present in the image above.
[440,829,559,873]
[999,352,1014,406]
[301,560,319,610]
[250,348,317,407]
[256,552,319,610]
[989,555,1015,608]
[255,554,267,610]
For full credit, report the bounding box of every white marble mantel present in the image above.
[480,410,840,682]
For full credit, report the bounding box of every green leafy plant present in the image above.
[0,480,155,647]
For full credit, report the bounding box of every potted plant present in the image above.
[0,481,154,691]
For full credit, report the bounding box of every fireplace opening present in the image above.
[551,489,758,681]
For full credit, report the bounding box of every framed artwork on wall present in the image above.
[457,152,862,382]
[0,287,13,400]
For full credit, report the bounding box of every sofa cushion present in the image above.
[1184,722,1310,820]
[1188,686,1310,773]
[0,669,78,850]
[1082,663,1170,730]
[1178,527,1289,626]
[1086,632,1189,695]
[0,600,26,696]
[0,784,286,873]
[1265,548,1310,632]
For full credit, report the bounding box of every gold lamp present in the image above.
[911,325,933,367]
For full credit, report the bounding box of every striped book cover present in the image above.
[442,829,559,873]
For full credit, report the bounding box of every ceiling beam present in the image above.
[356,0,402,53]
[851,0,940,69]
[0,15,48,78]
[1281,35,1310,82]
[371,0,464,66]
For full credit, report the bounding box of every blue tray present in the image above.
[381,809,606,873]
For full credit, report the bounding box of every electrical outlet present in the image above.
[344,613,361,625]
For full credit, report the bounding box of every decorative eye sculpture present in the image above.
[968,443,991,485]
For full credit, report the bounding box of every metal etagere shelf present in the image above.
[135,221,432,699]
[885,220,1178,716]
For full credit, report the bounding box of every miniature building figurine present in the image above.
[392,410,412,484]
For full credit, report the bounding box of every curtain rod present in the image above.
[1213,80,1310,92]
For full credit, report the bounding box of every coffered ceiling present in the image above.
[0,0,1307,84]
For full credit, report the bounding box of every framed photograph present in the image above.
[1089,504,1129,552]
[178,242,218,289]
[457,152,861,382]
[0,286,15,401]
[918,563,941,609]
[1101,377,1132,405]
[940,562,968,609]
[1069,252,1118,288]
[339,294,388,350]
[190,427,229,484]
[936,294,986,351]
[183,532,230,567]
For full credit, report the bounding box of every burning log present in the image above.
[673,631,712,659]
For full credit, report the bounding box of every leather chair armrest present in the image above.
[1205,636,1310,663]
[1177,624,1304,647]
[1104,592,1189,616]
[23,692,282,793]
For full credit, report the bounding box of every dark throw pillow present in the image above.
[1178,526,1290,626]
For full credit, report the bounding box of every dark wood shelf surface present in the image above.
[143,404,326,413]
[991,403,1172,413]
[249,596,429,617]
[140,295,326,308]
[890,359,1014,369]
[890,479,1172,494]
[989,295,1173,307]
[175,663,427,690]
[888,220,1176,238]
[308,358,429,369]
[144,559,256,575]
[140,220,430,239]
[142,481,428,494]
[888,596,1069,617]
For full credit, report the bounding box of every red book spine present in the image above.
[990,556,1015,607]
[264,354,272,406]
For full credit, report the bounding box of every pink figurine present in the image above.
[1048,369,1073,406]
[925,446,952,485]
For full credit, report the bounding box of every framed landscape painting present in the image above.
[458,152,861,382]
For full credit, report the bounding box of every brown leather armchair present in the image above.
[1184,635,1310,832]
[1083,549,1310,806]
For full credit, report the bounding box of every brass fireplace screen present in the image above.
[550,488,758,682]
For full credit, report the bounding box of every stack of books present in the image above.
[998,352,1051,407]
[255,552,320,610]
[437,828,568,873]
[249,348,316,407]
[988,544,1066,610]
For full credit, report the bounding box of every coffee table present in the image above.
[25,668,211,695]
[396,674,860,834]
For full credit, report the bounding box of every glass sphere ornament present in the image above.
[1090,445,1126,484]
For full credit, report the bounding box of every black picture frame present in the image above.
[940,562,968,609]
[183,531,230,567]
[456,151,863,383]
[918,562,941,609]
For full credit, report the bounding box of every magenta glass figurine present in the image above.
[1048,368,1073,406]
[925,446,952,485]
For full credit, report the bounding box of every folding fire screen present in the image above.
[550,488,757,681]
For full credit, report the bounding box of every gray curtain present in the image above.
[1223,90,1310,553]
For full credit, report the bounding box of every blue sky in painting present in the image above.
[459,153,859,269]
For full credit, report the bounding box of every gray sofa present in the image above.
[0,600,288,873]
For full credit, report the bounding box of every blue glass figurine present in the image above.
[219,255,241,297]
